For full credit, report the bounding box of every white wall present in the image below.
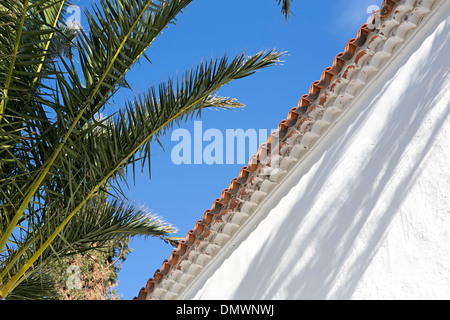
[189,7,450,300]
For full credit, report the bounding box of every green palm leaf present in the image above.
[2,194,177,299]
[0,0,287,299]
[0,0,191,261]
[276,0,293,21]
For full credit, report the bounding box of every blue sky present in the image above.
[72,0,378,299]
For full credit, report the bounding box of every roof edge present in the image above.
[134,0,444,300]
[177,0,450,300]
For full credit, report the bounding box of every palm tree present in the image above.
[0,0,288,299]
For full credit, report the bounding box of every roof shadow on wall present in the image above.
[230,17,450,300]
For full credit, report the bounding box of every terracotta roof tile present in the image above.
[134,0,440,300]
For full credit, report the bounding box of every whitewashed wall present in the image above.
[186,6,450,300]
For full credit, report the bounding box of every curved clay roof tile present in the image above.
[228,178,240,194]
[381,0,398,18]
[192,220,206,236]
[316,67,334,89]
[286,107,299,125]
[308,80,322,100]
[184,230,196,246]
[168,250,181,266]
[246,155,259,172]
[175,240,188,256]
[201,209,214,225]
[219,188,231,205]
[340,38,358,61]
[210,198,223,214]
[277,119,290,133]
[237,166,250,183]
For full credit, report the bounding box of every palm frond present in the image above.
[86,50,283,185]
[57,198,178,251]
[0,0,31,123]
[4,272,58,300]
[2,195,177,298]
[0,0,193,264]
[276,0,293,21]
